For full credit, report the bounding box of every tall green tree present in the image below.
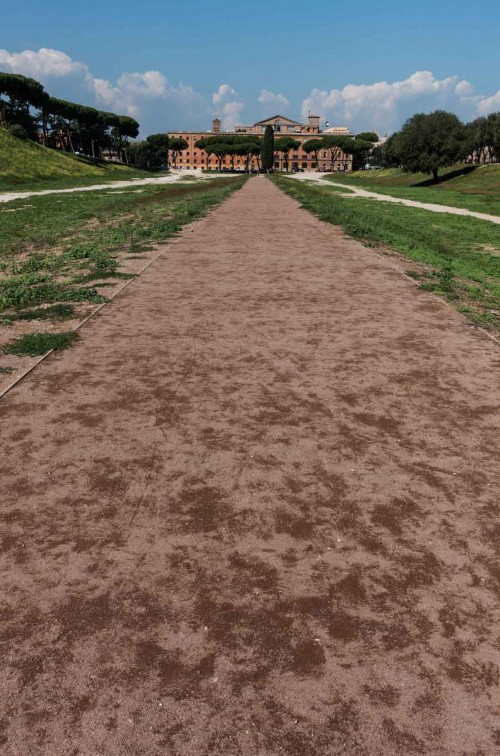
[0,73,47,137]
[146,133,169,166]
[351,138,374,170]
[274,137,300,172]
[322,135,351,171]
[129,133,169,168]
[467,113,500,163]
[395,110,467,181]
[355,131,379,143]
[371,133,400,168]
[303,138,323,170]
[46,97,80,152]
[210,144,230,171]
[261,124,274,172]
[169,137,188,168]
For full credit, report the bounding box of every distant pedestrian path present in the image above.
[0,169,219,204]
[292,172,500,225]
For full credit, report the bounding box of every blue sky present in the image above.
[2,0,500,136]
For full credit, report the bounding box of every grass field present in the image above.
[326,164,500,216]
[0,128,152,192]
[275,174,500,334]
[0,176,247,357]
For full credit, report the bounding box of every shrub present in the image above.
[8,304,76,321]
[3,331,79,356]
[8,123,28,140]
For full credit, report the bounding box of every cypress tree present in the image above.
[261,124,274,172]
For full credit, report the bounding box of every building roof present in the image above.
[323,126,351,134]
[253,114,302,127]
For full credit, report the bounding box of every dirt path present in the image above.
[0,169,219,205]
[1,177,500,755]
[291,172,500,225]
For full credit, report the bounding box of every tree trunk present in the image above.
[41,110,48,146]
[432,168,439,182]
[67,124,75,153]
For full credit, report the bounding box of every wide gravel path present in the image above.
[292,172,500,224]
[1,177,499,755]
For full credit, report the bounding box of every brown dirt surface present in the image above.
[1,177,500,755]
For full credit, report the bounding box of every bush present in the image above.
[8,304,76,321]
[8,123,28,140]
[64,242,99,259]
[0,274,106,309]
[92,252,118,273]
[3,331,79,356]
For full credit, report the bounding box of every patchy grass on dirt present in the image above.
[275,174,500,333]
[326,164,500,216]
[0,177,247,308]
[0,176,247,379]
[3,303,76,323]
[3,331,79,356]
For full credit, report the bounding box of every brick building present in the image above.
[168,115,353,172]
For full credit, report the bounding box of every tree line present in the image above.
[0,72,139,162]
[301,131,378,172]
[373,110,500,180]
[164,128,380,173]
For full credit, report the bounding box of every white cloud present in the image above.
[117,71,168,99]
[455,80,474,97]
[88,70,201,120]
[0,46,210,134]
[300,71,488,133]
[258,89,289,111]
[476,90,500,116]
[212,83,237,105]
[212,83,245,130]
[0,47,87,78]
[2,50,499,137]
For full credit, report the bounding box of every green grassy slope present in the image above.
[0,128,150,191]
[327,165,500,215]
[332,164,500,192]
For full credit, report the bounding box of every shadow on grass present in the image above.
[414,165,478,187]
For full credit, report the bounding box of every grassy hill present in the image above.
[327,164,500,215]
[0,128,150,192]
[333,164,500,192]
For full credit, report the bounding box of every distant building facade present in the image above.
[168,115,353,172]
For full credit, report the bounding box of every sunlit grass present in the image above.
[326,164,500,215]
[275,174,500,333]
